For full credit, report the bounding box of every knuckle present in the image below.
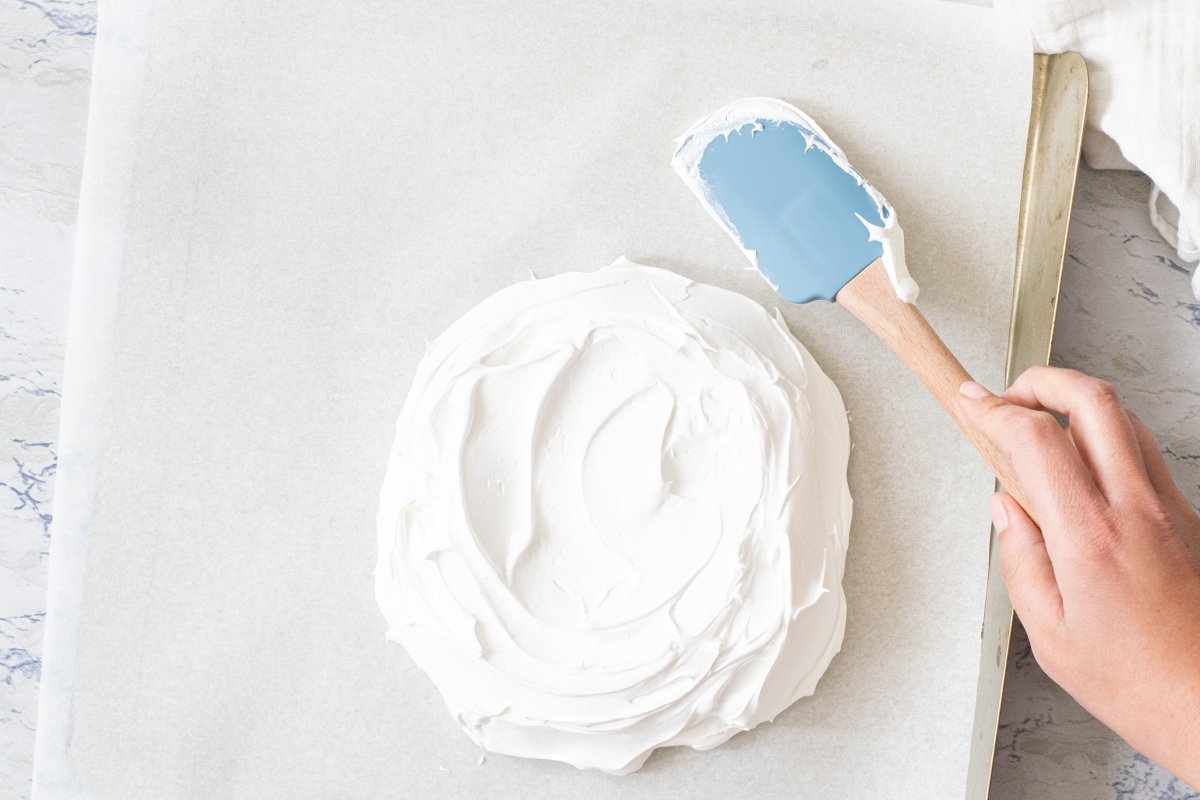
[1079,378,1121,409]
[1013,411,1059,445]
[1081,514,1122,560]
[1020,364,1050,381]
[1085,533,1119,562]
[1124,488,1166,523]
[1134,494,1175,534]
[1009,366,1040,393]
[1022,367,1051,383]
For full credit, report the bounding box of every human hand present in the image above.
[957,366,1200,788]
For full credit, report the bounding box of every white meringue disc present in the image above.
[375,259,852,773]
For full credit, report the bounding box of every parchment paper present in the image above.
[35,1,1030,797]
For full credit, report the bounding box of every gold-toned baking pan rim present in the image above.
[965,51,1089,800]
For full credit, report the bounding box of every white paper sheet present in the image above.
[35,1,1030,797]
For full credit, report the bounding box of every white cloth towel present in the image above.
[996,0,1200,298]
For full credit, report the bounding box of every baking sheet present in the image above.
[34,1,1030,797]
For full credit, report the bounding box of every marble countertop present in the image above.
[0,1,1195,798]
[0,1,93,797]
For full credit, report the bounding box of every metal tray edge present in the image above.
[965,50,1089,800]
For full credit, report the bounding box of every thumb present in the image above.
[993,492,1063,635]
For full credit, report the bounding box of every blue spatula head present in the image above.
[673,97,918,305]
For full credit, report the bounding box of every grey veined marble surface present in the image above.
[0,1,1195,798]
[0,2,93,798]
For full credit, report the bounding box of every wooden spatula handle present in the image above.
[836,259,1030,515]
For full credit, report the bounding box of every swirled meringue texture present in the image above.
[375,259,852,774]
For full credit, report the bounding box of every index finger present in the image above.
[957,384,1108,562]
[1003,366,1150,506]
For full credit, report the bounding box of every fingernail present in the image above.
[988,494,1008,533]
[959,381,992,400]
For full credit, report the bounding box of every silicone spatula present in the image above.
[673,97,1028,512]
